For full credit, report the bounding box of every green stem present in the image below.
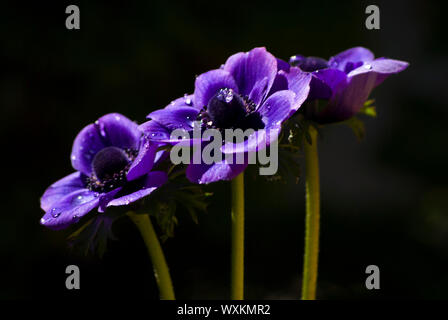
[301,125,321,300]
[231,172,245,300]
[127,212,175,300]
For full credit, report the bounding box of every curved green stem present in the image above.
[127,212,175,300]
[231,172,245,300]
[301,126,320,300]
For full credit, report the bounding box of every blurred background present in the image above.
[1,0,447,299]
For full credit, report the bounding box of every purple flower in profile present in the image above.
[289,47,409,123]
[140,47,312,184]
[40,113,167,230]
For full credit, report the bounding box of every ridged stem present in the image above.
[128,212,175,300]
[301,126,321,300]
[231,172,245,300]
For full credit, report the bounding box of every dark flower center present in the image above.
[207,88,247,128]
[87,146,137,192]
[289,55,328,72]
[92,147,129,181]
[197,88,264,131]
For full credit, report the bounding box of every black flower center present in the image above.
[289,55,328,72]
[197,88,264,131]
[92,147,129,181]
[87,146,137,192]
[208,88,247,128]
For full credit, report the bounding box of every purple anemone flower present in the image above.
[289,47,409,123]
[40,113,167,230]
[140,47,312,184]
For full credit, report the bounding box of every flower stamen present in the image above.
[87,147,138,192]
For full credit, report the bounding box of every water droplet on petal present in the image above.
[365,64,372,70]
[40,218,46,224]
[95,120,107,138]
[51,208,61,218]
[184,94,193,106]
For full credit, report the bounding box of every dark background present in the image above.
[1,0,447,299]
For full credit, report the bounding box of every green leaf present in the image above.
[342,117,366,141]
[169,185,210,224]
[283,113,311,150]
[67,214,117,258]
[152,199,177,241]
[140,176,212,239]
[359,99,377,117]
[257,113,309,183]
[263,145,302,183]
